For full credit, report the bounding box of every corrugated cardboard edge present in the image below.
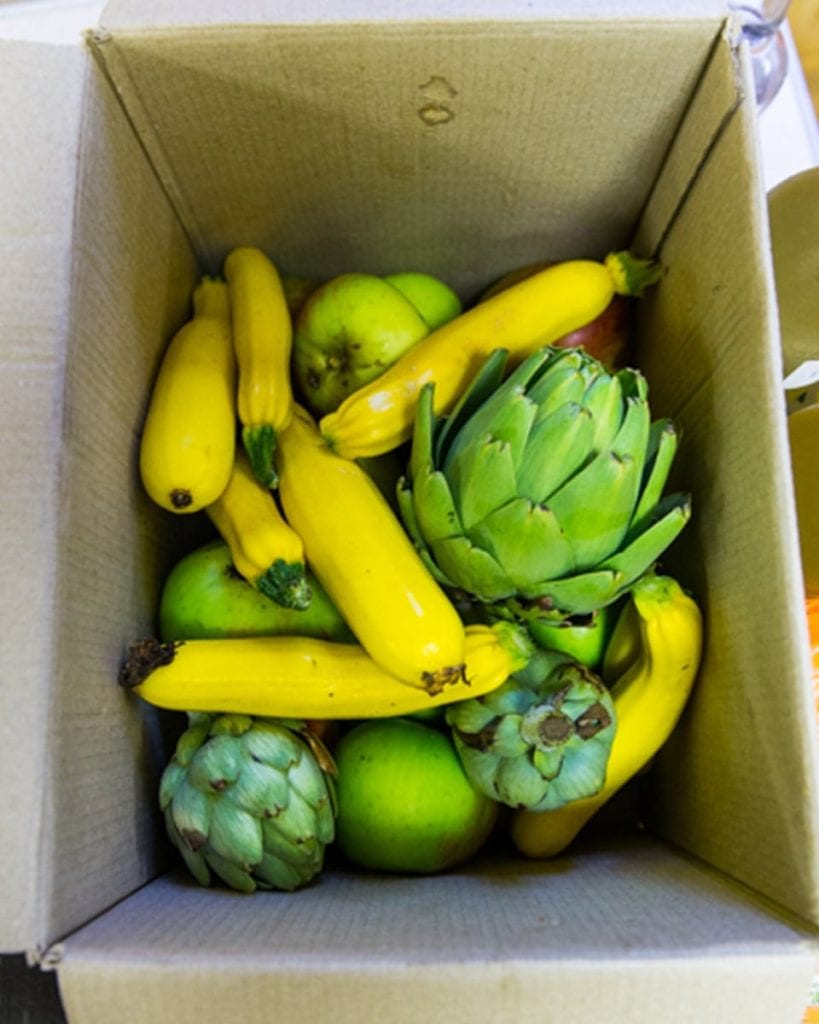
[633,18,744,256]
[84,27,207,260]
[0,38,86,957]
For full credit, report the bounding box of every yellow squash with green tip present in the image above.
[206,450,311,610]
[225,246,294,487]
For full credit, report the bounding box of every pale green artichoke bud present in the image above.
[445,655,616,811]
[159,713,336,893]
[397,345,690,619]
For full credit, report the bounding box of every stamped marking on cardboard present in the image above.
[418,75,458,126]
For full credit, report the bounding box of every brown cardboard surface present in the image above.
[56,837,817,1024]
[634,22,743,256]
[0,39,86,955]
[89,17,718,294]
[638,43,819,923]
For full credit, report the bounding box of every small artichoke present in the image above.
[398,345,690,619]
[159,713,336,893]
[445,654,616,811]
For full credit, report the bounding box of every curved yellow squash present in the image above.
[320,252,659,459]
[276,406,466,692]
[123,623,530,720]
[139,277,235,514]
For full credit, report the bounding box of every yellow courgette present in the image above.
[121,623,532,719]
[319,251,660,459]
[224,246,294,487]
[276,405,466,693]
[139,277,235,514]
[206,449,311,610]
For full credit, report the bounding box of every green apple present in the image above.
[334,718,498,874]
[292,272,429,416]
[383,271,462,330]
[158,539,354,642]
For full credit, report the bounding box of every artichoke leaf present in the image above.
[582,371,624,455]
[184,734,242,792]
[530,745,566,782]
[443,347,553,471]
[207,800,264,868]
[429,534,515,601]
[467,497,575,588]
[515,403,595,504]
[453,740,506,799]
[205,851,258,893]
[409,381,438,489]
[546,449,640,571]
[494,756,552,809]
[170,780,215,849]
[412,468,463,543]
[525,349,588,415]
[434,347,509,466]
[629,419,679,536]
[603,492,692,580]
[520,569,624,616]
[254,852,310,892]
[165,811,211,887]
[226,758,290,818]
[243,723,301,772]
[448,437,519,531]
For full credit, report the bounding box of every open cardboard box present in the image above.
[3,1,819,1020]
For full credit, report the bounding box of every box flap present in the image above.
[634,40,819,922]
[0,38,86,956]
[0,35,199,956]
[56,838,817,1024]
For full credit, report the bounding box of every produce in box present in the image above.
[122,245,703,892]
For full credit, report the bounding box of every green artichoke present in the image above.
[397,345,690,619]
[445,653,616,811]
[159,713,336,893]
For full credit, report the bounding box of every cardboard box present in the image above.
[2,2,818,1021]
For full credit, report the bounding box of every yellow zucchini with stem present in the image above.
[319,251,660,459]
[276,405,466,693]
[139,277,235,514]
[120,623,532,719]
[224,246,294,487]
[206,449,311,610]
